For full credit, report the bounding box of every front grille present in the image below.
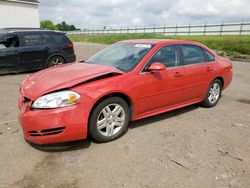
[20,97,31,111]
[23,97,31,103]
[29,127,65,136]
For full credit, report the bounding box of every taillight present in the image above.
[68,43,74,49]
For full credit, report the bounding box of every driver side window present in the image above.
[144,45,180,71]
[0,35,19,49]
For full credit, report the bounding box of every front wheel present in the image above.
[201,79,222,107]
[89,97,130,143]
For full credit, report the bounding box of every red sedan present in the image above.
[18,39,232,144]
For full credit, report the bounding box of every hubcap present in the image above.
[97,103,125,137]
[208,82,220,104]
[51,58,63,66]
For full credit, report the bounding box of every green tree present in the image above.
[40,20,78,31]
[40,20,58,30]
[57,21,78,31]
[69,25,77,31]
[57,21,67,31]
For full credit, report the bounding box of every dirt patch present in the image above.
[237,98,250,104]
[12,154,59,187]
[12,153,80,188]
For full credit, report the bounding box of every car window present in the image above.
[42,34,55,43]
[86,43,153,72]
[0,44,6,49]
[181,45,205,65]
[23,34,45,46]
[0,35,19,49]
[204,50,215,62]
[144,45,180,71]
[50,34,69,44]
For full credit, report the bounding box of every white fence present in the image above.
[67,21,250,36]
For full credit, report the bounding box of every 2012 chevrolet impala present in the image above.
[18,39,232,144]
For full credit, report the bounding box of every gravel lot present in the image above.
[0,42,250,188]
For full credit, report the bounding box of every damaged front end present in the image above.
[19,63,124,100]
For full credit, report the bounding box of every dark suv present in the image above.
[0,28,76,75]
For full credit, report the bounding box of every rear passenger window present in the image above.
[181,45,205,65]
[50,34,68,44]
[42,34,54,43]
[204,50,215,62]
[23,34,45,46]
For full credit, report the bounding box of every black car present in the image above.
[0,28,76,75]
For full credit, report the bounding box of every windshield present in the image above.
[86,43,154,72]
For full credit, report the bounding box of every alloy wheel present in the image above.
[97,103,126,137]
[208,82,221,104]
[50,58,63,66]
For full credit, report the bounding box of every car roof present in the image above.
[120,39,205,47]
[120,39,174,44]
[0,28,64,35]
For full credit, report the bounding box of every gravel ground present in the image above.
[0,42,250,188]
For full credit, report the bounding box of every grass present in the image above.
[69,34,250,61]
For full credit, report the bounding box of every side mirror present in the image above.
[147,62,166,72]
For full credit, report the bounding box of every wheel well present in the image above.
[48,54,66,64]
[88,93,133,127]
[214,76,224,88]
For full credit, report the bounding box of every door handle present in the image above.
[206,67,213,71]
[174,72,182,77]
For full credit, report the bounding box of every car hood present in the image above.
[20,63,124,100]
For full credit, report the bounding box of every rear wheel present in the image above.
[48,56,65,67]
[201,79,222,107]
[89,97,130,143]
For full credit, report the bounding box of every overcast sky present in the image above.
[39,0,250,28]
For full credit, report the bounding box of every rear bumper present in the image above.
[65,53,76,63]
[18,100,88,145]
[223,67,233,90]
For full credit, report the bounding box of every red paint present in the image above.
[20,63,124,100]
[147,62,166,72]
[18,40,233,144]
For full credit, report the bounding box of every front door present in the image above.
[138,45,185,114]
[0,35,21,74]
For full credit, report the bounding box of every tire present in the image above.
[201,79,222,108]
[48,56,65,67]
[89,97,131,143]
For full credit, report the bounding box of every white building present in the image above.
[0,0,40,28]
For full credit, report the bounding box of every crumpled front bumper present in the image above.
[18,96,88,145]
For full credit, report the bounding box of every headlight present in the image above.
[32,90,80,109]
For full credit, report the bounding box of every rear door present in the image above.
[49,33,75,62]
[0,34,21,74]
[18,33,49,70]
[180,44,215,101]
